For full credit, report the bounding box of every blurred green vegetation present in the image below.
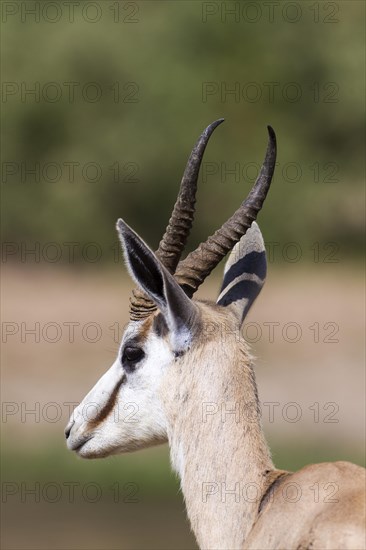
[2,440,364,549]
[1,1,365,263]
[2,440,364,492]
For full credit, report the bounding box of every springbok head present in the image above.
[65,120,276,460]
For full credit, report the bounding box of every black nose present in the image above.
[64,421,74,440]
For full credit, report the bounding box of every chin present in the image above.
[76,442,114,459]
[75,435,166,459]
[71,436,121,459]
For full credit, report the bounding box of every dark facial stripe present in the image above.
[221,251,266,293]
[88,375,125,428]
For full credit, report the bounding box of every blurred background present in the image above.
[1,1,365,549]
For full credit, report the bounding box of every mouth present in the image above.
[68,435,93,453]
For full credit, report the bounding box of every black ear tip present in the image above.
[116,219,138,247]
[116,218,131,236]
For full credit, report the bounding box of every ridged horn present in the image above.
[156,118,225,273]
[174,126,277,298]
[129,119,225,320]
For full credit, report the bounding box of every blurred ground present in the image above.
[2,263,365,445]
[1,263,364,549]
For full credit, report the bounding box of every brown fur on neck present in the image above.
[161,302,273,549]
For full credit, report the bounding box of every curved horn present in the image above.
[129,119,225,320]
[156,118,225,273]
[174,126,277,298]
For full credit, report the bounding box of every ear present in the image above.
[217,222,266,325]
[116,219,199,354]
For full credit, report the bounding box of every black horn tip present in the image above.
[200,118,225,143]
[206,118,225,134]
[266,125,276,143]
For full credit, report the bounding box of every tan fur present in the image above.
[160,302,366,550]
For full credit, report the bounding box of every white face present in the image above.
[65,219,266,459]
[65,321,173,458]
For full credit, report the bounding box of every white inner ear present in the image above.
[161,274,195,354]
[169,324,192,355]
[223,222,264,277]
[117,218,196,355]
[217,272,263,305]
[217,222,266,323]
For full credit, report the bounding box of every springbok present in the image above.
[65,120,365,549]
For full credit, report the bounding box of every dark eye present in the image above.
[122,346,145,368]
